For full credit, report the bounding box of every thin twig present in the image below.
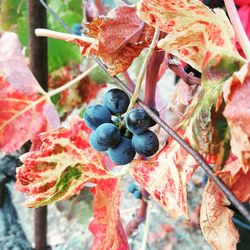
[141,200,152,250]
[38,0,250,224]
[126,29,160,111]
[35,28,95,44]
[224,0,250,60]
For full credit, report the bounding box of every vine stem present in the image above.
[126,29,160,111]
[35,28,95,44]
[224,0,250,60]
[141,200,152,250]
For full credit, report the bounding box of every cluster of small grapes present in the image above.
[84,88,159,165]
[128,182,142,199]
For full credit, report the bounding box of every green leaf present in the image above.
[48,38,80,72]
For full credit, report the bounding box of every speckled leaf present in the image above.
[0,32,59,153]
[200,179,239,250]
[16,119,114,208]
[223,62,250,172]
[70,5,155,75]
[130,134,198,218]
[130,56,243,218]
[217,154,250,202]
[137,0,242,71]
[89,179,129,250]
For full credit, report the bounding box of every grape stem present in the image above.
[35,28,95,44]
[224,0,250,60]
[126,29,160,112]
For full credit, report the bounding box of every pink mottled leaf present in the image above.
[16,119,114,207]
[137,0,241,71]
[217,155,250,203]
[0,32,60,153]
[89,179,129,250]
[200,179,239,250]
[223,62,250,172]
[130,133,199,218]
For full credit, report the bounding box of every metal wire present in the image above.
[38,0,250,223]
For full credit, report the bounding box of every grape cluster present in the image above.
[84,88,159,165]
[128,182,142,199]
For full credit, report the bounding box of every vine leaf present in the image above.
[217,155,250,202]
[223,62,250,172]
[70,5,155,75]
[137,0,242,71]
[16,119,115,208]
[130,134,199,218]
[0,32,59,153]
[216,63,250,202]
[89,179,129,250]
[200,179,239,250]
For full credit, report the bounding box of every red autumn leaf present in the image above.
[200,179,239,250]
[130,134,199,218]
[223,62,250,172]
[217,154,250,202]
[0,32,59,153]
[89,179,129,250]
[137,0,241,71]
[70,5,155,75]
[16,118,115,207]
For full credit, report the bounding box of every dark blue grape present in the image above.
[125,108,151,134]
[84,104,111,129]
[133,190,142,199]
[95,123,120,148]
[103,88,130,114]
[132,130,159,157]
[108,137,135,165]
[89,131,108,151]
[128,182,138,193]
[72,23,83,35]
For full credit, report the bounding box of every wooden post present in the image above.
[28,1,48,249]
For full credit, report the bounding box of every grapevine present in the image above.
[0,0,250,249]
